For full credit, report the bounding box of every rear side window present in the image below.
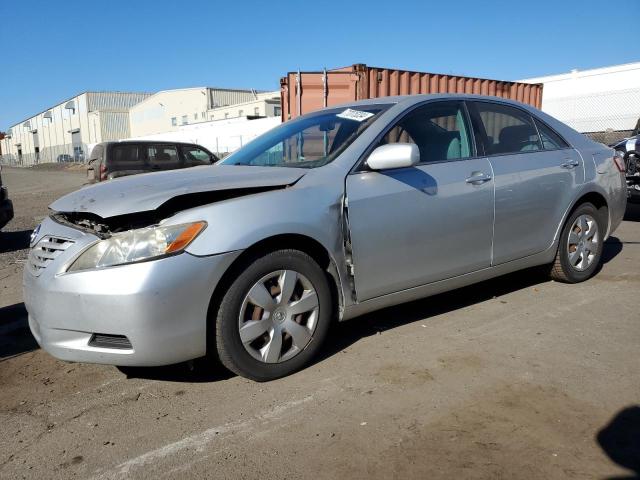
[111,144,143,165]
[180,146,214,165]
[379,101,472,163]
[535,119,569,150]
[473,102,542,155]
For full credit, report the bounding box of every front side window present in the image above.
[535,119,569,150]
[473,102,542,155]
[181,145,214,165]
[171,117,177,127]
[220,105,390,168]
[378,101,472,163]
[181,115,188,125]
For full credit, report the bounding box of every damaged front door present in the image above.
[345,100,494,301]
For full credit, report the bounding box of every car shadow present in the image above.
[382,168,438,195]
[315,266,548,364]
[602,236,624,264]
[317,235,625,366]
[117,358,234,383]
[0,229,32,254]
[0,303,39,361]
[597,405,640,479]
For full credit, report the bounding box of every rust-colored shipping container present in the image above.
[280,64,543,121]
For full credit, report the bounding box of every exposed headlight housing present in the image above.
[67,221,206,272]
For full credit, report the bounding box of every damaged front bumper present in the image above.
[23,216,241,366]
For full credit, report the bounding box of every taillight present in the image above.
[99,164,108,181]
[613,150,626,173]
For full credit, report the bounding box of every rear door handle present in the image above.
[561,159,580,169]
[465,172,492,184]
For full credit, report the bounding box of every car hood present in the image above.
[50,165,307,218]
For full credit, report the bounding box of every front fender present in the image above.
[172,185,341,256]
[159,184,351,309]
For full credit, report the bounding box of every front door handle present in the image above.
[561,159,580,169]
[465,172,492,184]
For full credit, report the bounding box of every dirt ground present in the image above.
[0,166,639,479]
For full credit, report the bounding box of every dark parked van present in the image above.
[86,141,219,183]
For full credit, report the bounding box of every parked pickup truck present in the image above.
[86,141,219,183]
[0,164,14,230]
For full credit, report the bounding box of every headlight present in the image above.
[67,221,206,272]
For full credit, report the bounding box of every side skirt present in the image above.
[340,246,556,321]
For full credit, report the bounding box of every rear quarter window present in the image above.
[534,119,569,150]
[110,144,144,167]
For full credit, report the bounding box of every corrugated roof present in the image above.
[6,91,152,129]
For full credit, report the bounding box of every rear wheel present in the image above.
[549,202,605,283]
[214,249,332,381]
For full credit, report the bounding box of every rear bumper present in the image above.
[0,187,14,229]
[608,174,627,237]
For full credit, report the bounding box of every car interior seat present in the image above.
[498,125,540,153]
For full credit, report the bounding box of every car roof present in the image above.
[102,140,204,147]
[327,93,539,111]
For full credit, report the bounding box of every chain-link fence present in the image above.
[0,142,90,167]
[541,87,640,145]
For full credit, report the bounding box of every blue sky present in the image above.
[0,0,638,128]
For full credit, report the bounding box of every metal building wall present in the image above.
[99,111,131,142]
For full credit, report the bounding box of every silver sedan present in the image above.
[23,95,627,381]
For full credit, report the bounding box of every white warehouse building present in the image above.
[0,91,151,165]
[129,87,281,137]
[520,62,640,142]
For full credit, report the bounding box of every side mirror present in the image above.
[366,143,420,170]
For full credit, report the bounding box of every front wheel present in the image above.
[549,202,605,283]
[214,249,333,381]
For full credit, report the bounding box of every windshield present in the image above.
[220,105,390,168]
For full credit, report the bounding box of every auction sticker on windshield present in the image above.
[336,108,375,122]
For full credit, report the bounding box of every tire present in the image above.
[214,249,333,381]
[549,202,605,283]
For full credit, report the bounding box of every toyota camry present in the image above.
[23,95,627,381]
